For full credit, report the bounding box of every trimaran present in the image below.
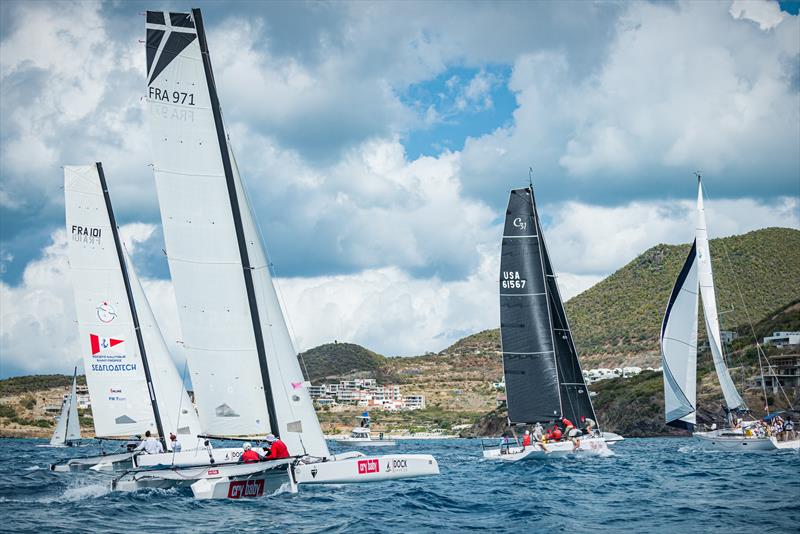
[49,366,81,447]
[483,185,613,461]
[661,176,799,451]
[103,9,439,498]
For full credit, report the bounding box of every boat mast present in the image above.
[192,8,280,437]
[97,162,167,447]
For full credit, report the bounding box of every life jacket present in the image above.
[267,440,290,460]
[522,434,531,446]
[551,428,563,440]
[241,449,261,463]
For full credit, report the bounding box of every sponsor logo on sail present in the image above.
[228,479,265,499]
[96,302,117,323]
[71,225,102,245]
[90,334,124,355]
[357,459,380,475]
[512,218,527,231]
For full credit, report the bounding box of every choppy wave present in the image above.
[1,437,798,532]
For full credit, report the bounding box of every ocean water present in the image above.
[1,437,797,533]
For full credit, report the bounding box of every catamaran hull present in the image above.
[112,459,295,496]
[50,452,136,472]
[483,437,609,461]
[693,432,800,451]
[294,454,439,484]
[134,447,268,468]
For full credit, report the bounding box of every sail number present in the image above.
[148,87,195,106]
[502,271,526,289]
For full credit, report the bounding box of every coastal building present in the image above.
[720,330,738,345]
[750,354,800,394]
[308,385,326,398]
[762,331,800,348]
[405,395,426,410]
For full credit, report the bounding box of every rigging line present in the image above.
[171,354,191,466]
[700,181,792,410]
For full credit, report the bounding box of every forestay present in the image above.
[145,10,328,457]
[65,165,156,438]
[661,242,698,430]
[696,182,745,411]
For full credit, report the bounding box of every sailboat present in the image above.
[52,163,208,471]
[49,367,81,447]
[483,186,609,461]
[335,413,397,447]
[661,176,799,451]
[112,9,438,499]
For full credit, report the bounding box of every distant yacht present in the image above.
[660,175,799,451]
[49,367,81,447]
[335,413,396,447]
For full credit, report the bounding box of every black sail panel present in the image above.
[537,205,598,426]
[500,188,561,423]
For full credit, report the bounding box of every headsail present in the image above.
[64,164,202,449]
[660,242,698,430]
[50,368,77,446]
[696,180,745,411]
[500,187,597,425]
[145,9,328,457]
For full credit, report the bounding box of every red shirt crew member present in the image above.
[264,433,290,460]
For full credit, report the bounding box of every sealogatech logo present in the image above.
[357,459,380,475]
[228,479,265,499]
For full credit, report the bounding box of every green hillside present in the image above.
[567,227,800,357]
[298,342,387,382]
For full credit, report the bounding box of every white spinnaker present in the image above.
[661,243,698,428]
[65,370,81,441]
[231,146,329,457]
[146,12,273,438]
[65,165,156,437]
[124,248,203,450]
[696,182,745,411]
[50,397,69,446]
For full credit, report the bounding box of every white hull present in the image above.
[483,436,609,461]
[693,431,800,451]
[112,459,294,495]
[601,432,624,445]
[294,453,439,484]
[50,451,136,472]
[134,447,267,468]
[333,438,396,447]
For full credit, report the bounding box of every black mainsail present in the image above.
[500,187,598,426]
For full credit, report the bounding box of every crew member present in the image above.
[522,430,532,447]
[532,423,544,442]
[169,433,182,453]
[239,442,264,463]
[580,416,596,435]
[263,433,290,460]
[135,430,164,454]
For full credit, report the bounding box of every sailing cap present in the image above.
[243,442,252,450]
[525,430,530,435]
[265,434,277,443]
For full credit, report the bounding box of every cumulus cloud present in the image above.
[730,0,786,30]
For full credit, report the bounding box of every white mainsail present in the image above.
[65,165,157,438]
[65,368,81,442]
[64,164,202,450]
[660,242,698,429]
[145,10,328,457]
[696,181,745,411]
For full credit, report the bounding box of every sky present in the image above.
[0,0,798,377]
